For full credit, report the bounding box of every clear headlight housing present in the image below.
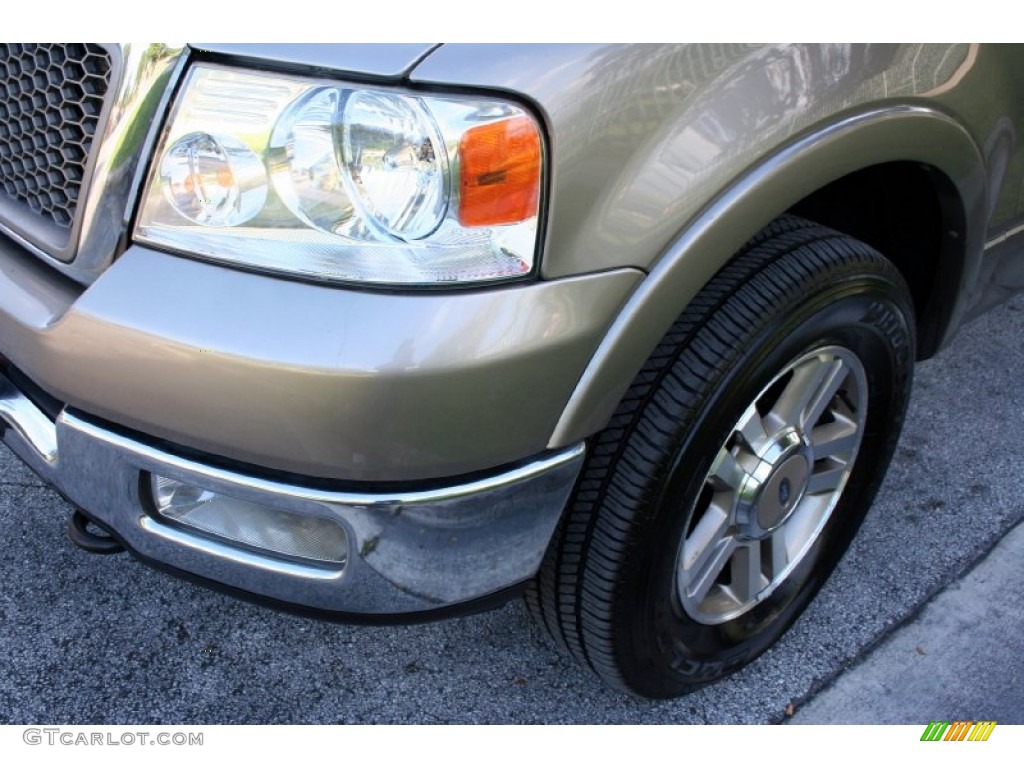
[135,65,544,286]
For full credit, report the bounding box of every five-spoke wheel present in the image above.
[678,346,867,624]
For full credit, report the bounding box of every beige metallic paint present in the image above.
[410,44,1023,447]
[5,43,1024,481]
[0,237,640,481]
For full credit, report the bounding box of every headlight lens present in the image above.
[136,65,543,286]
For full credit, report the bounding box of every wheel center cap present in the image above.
[756,454,810,531]
[735,431,813,538]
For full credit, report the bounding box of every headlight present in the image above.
[135,65,543,286]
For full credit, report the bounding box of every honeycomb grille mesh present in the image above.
[0,43,112,229]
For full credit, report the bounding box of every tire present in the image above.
[526,214,916,698]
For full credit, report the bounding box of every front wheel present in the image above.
[527,215,916,698]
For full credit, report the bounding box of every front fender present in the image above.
[546,104,987,447]
[411,45,992,448]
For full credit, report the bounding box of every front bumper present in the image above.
[0,207,629,615]
[1,369,584,615]
[0,241,638,483]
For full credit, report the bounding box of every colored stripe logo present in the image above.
[920,721,997,741]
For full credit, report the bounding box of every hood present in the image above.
[190,43,439,79]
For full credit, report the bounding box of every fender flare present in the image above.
[548,105,988,448]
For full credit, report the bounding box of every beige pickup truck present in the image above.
[1,43,1021,698]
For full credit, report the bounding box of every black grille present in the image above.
[0,43,112,229]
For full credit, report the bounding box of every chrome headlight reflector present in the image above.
[160,131,267,227]
[136,65,543,286]
[341,90,449,240]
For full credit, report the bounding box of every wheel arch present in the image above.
[549,105,988,449]
[789,160,968,359]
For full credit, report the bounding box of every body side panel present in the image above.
[413,44,1011,276]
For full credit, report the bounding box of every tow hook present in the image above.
[68,509,126,555]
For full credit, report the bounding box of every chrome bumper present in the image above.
[0,371,584,616]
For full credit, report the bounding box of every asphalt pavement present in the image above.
[0,293,1022,724]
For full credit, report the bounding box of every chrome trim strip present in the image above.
[0,373,57,464]
[0,220,63,266]
[984,221,1024,250]
[64,411,584,507]
[72,44,188,280]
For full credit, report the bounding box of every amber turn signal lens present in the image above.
[458,116,541,227]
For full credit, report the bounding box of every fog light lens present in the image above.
[150,475,347,566]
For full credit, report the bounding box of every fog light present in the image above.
[149,475,347,566]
